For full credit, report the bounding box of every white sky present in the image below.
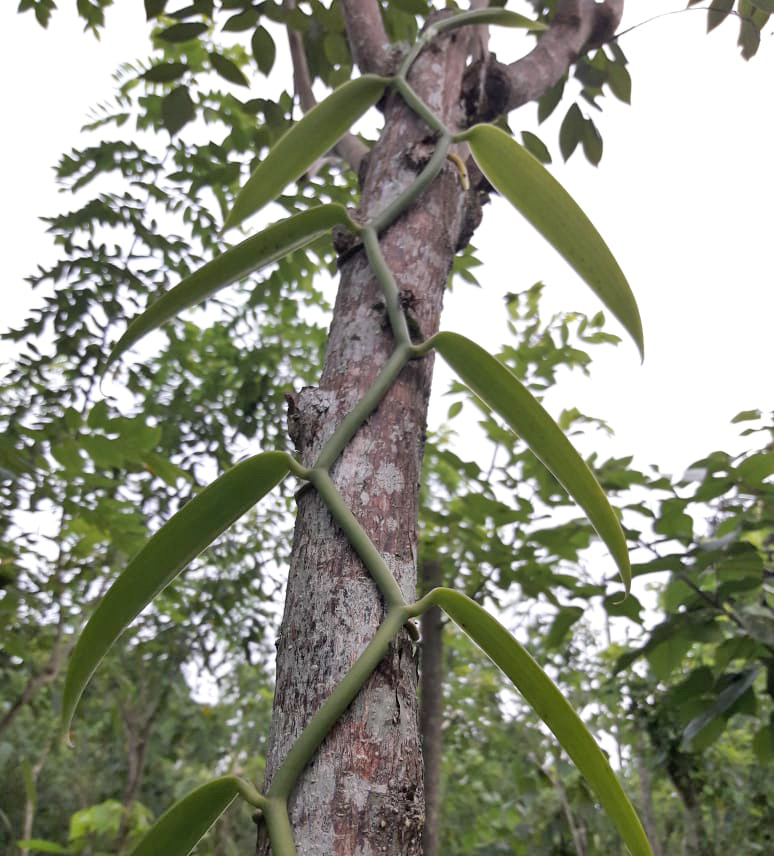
[2,0,773,481]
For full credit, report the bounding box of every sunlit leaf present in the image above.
[461,123,643,357]
[224,74,389,230]
[61,452,292,733]
[107,204,355,367]
[429,588,653,856]
[127,778,241,856]
[431,331,631,590]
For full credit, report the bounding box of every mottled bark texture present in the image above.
[258,2,625,854]
[258,20,477,856]
[419,560,444,856]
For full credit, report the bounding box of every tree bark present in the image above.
[419,560,444,856]
[257,3,626,854]
[634,736,664,856]
[257,20,477,856]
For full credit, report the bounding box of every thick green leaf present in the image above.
[224,75,389,230]
[431,8,546,33]
[462,123,644,358]
[61,452,292,733]
[431,588,652,856]
[432,331,631,590]
[127,777,240,856]
[107,204,354,367]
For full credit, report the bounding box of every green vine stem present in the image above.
[267,607,410,799]
[362,228,412,347]
[245,20,470,853]
[235,779,269,811]
[394,77,450,137]
[369,134,452,234]
[264,799,297,856]
[310,469,406,609]
[314,343,411,470]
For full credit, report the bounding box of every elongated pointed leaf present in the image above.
[431,588,653,856]
[461,123,644,358]
[128,777,241,856]
[225,75,389,230]
[432,331,630,590]
[108,204,354,368]
[62,452,292,733]
[431,8,546,33]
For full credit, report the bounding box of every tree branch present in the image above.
[340,0,394,76]
[286,0,368,173]
[484,0,624,116]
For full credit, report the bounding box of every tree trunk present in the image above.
[256,3,623,854]
[419,560,444,856]
[634,737,663,856]
[257,23,477,856]
[666,753,713,856]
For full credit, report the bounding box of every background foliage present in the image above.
[3,2,772,855]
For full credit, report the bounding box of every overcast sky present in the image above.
[3,1,773,480]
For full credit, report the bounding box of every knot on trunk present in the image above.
[286,387,339,463]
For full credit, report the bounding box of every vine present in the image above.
[60,9,652,856]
